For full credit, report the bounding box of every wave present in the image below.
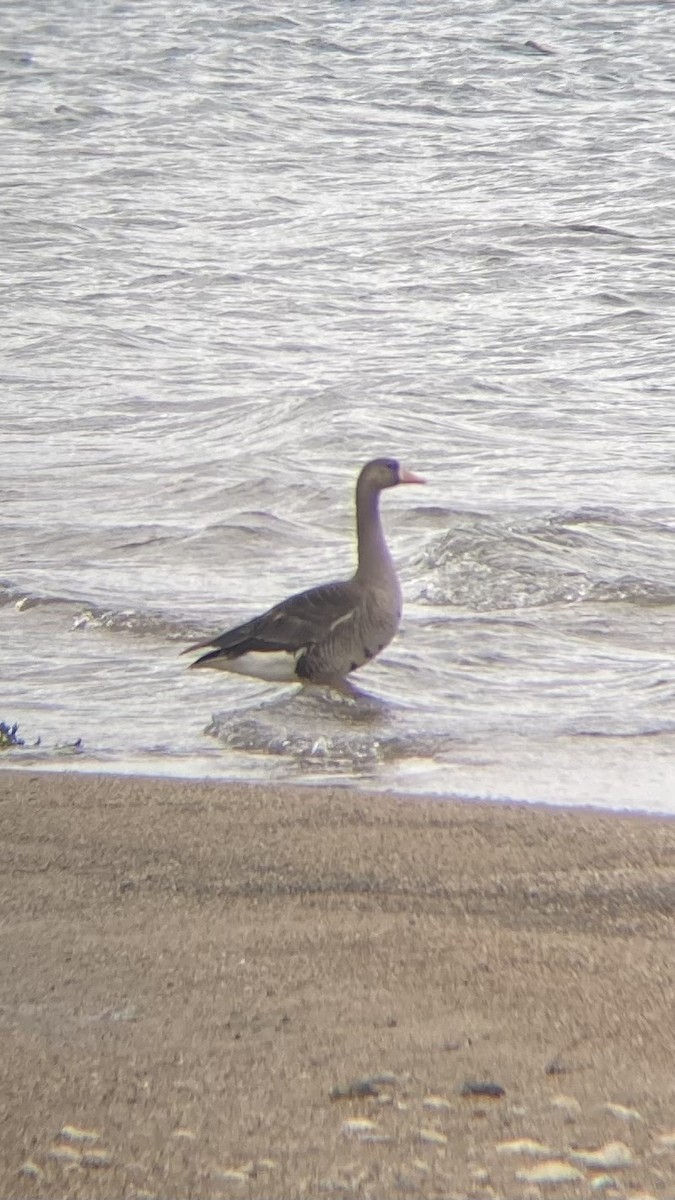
[0,580,201,642]
[417,507,675,611]
[5,502,675,648]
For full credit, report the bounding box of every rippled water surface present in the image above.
[4,0,675,810]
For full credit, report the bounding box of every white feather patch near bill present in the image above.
[209,650,303,683]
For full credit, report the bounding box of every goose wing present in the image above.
[183,580,359,662]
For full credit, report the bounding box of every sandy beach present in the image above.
[1,769,674,1199]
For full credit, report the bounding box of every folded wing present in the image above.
[183,580,359,667]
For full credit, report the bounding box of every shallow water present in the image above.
[3,0,675,811]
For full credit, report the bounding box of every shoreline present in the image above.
[3,757,675,821]
[1,769,674,1198]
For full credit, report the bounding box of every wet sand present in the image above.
[1,769,674,1199]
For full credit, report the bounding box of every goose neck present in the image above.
[355,480,393,579]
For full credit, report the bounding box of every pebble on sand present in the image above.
[58,1125,100,1144]
[460,1081,505,1100]
[550,1094,582,1116]
[516,1160,585,1184]
[212,1168,250,1184]
[19,1161,44,1179]
[330,1073,397,1100]
[81,1149,113,1168]
[342,1118,379,1137]
[48,1144,82,1163]
[602,1102,643,1122]
[417,1128,448,1147]
[422,1095,452,1111]
[495,1138,552,1157]
[569,1141,633,1169]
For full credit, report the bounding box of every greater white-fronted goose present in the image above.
[183,458,425,693]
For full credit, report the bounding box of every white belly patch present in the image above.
[211,650,302,683]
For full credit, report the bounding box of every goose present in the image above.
[183,457,425,694]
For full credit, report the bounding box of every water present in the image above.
[3,0,675,811]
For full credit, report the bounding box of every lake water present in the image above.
[3,0,675,812]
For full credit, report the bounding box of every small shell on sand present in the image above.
[212,1169,250,1184]
[342,1118,378,1137]
[213,1162,257,1181]
[422,1095,451,1111]
[516,1160,585,1184]
[417,1128,448,1146]
[19,1161,43,1179]
[603,1102,643,1122]
[48,1144,82,1163]
[212,1160,272,1181]
[496,1139,552,1157]
[655,1130,675,1149]
[590,1175,619,1192]
[569,1141,633,1169]
[81,1149,113,1168]
[59,1125,100,1143]
[171,1127,197,1140]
